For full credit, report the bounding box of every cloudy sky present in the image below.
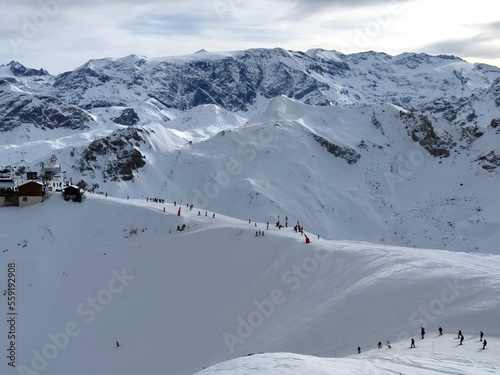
[1,0,499,74]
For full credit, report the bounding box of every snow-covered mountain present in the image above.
[0,79,94,133]
[45,49,500,113]
[1,48,499,254]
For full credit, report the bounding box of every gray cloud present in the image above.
[290,0,413,6]
[283,0,415,17]
[124,13,213,36]
[423,22,500,59]
[1,0,498,73]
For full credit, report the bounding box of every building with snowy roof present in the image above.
[18,181,46,207]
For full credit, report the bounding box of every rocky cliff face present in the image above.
[74,127,146,181]
[6,60,49,77]
[0,79,94,132]
[112,108,140,125]
[45,49,500,114]
[2,49,500,135]
[310,133,361,164]
[49,50,327,112]
[401,112,454,158]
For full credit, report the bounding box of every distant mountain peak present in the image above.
[6,60,49,77]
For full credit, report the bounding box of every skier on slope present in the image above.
[378,341,382,349]
[460,334,464,345]
[457,330,462,339]
[482,339,487,349]
[480,331,484,342]
[439,327,443,335]
[421,327,425,339]
[411,338,415,348]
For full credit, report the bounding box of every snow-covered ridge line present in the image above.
[4,47,500,114]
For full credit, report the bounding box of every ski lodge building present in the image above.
[17,181,47,207]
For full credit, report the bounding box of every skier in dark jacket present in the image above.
[483,339,487,349]
[457,330,462,339]
[460,334,464,345]
[439,327,443,335]
[378,341,382,349]
[357,346,361,354]
[421,327,425,339]
[411,338,415,348]
[480,331,484,342]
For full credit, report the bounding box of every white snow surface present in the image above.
[195,347,500,375]
[0,194,499,374]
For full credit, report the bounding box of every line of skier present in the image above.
[147,197,164,203]
[363,328,488,355]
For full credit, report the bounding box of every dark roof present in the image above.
[63,185,83,194]
[19,180,44,187]
[17,180,45,196]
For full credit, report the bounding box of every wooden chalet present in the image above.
[62,185,84,202]
[17,181,46,207]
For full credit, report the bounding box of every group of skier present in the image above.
[147,197,164,203]
[376,341,391,350]
[176,204,215,219]
[363,328,488,354]
[245,215,314,244]
[412,328,487,349]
